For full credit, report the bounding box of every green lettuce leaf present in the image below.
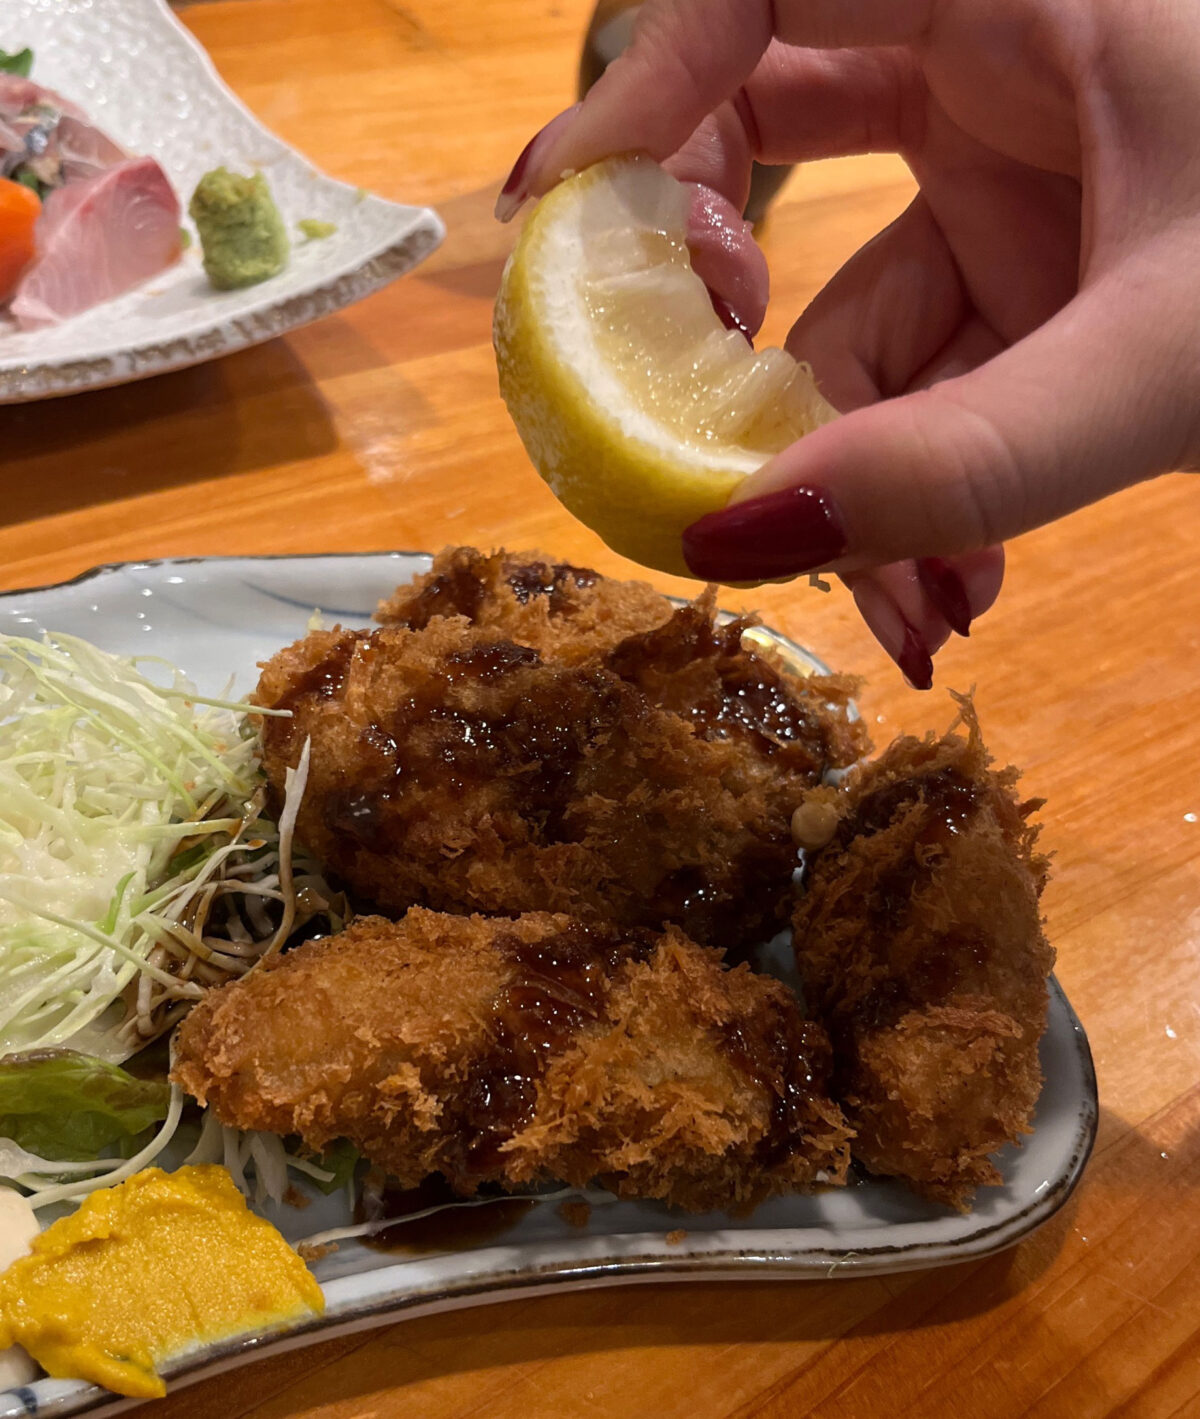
[0,1050,170,1161]
[310,1138,360,1194]
[0,48,33,77]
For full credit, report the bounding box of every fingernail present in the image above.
[850,581,935,690]
[494,105,580,222]
[917,557,972,637]
[495,132,542,222]
[896,624,934,690]
[709,294,753,344]
[682,485,847,582]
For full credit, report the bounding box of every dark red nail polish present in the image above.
[897,624,934,690]
[709,294,753,344]
[499,129,541,201]
[917,557,972,637]
[682,485,847,582]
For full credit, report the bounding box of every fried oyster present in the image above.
[172,909,852,1213]
[254,547,863,950]
[792,701,1054,1208]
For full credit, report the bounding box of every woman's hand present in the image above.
[496,0,1200,685]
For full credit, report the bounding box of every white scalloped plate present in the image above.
[0,555,1098,1419]
[0,0,443,401]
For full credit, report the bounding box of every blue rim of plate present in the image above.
[0,553,1098,1419]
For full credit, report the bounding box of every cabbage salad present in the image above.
[0,631,344,1210]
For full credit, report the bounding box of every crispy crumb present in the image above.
[794,698,1054,1209]
[557,1199,592,1229]
[295,1242,337,1262]
[173,909,852,1214]
[665,1229,688,1246]
[254,547,864,951]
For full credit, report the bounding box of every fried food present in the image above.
[172,909,852,1213]
[376,545,672,663]
[255,548,863,950]
[792,700,1054,1209]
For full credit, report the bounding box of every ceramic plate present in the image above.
[0,555,1098,1419]
[0,0,443,402]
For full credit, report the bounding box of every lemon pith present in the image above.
[494,155,836,577]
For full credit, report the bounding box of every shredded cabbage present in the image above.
[0,632,329,1064]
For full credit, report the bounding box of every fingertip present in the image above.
[496,104,582,219]
[850,578,939,690]
[685,183,768,338]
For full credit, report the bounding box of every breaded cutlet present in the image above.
[376,545,672,664]
[172,909,852,1213]
[254,549,863,950]
[792,699,1054,1209]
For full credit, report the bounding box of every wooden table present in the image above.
[9,1,1199,1414]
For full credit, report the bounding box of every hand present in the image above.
[495,0,1200,685]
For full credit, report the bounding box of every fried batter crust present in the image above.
[255,548,863,950]
[792,700,1054,1209]
[172,909,851,1213]
[376,546,672,663]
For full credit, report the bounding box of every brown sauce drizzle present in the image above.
[718,1006,835,1168]
[823,764,992,1030]
[505,558,599,609]
[271,634,357,716]
[445,641,542,680]
[607,603,829,768]
[390,555,490,629]
[845,764,982,846]
[850,766,984,931]
[357,1174,534,1253]
[314,646,627,851]
[445,922,655,1182]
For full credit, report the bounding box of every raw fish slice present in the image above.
[0,75,87,123]
[0,76,125,184]
[9,157,181,330]
[57,115,127,180]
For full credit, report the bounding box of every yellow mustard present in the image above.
[0,1165,324,1399]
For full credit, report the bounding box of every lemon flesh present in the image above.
[494,155,836,577]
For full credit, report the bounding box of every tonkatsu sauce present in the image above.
[356,1174,534,1253]
[447,923,655,1180]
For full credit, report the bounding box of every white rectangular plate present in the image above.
[0,0,444,401]
[0,554,1098,1419]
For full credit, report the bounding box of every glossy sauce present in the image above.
[389,555,489,629]
[608,604,829,770]
[323,642,627,852]
[271,634,356,716]
[851,766,984,929]
[445,923,655,1182]
[718,1007,835,1168]
[830,764,993,1027]
[357,1174,534,1253]
[505,559,598,610]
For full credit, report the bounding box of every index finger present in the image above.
[521,0,935,201]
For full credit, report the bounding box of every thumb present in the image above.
[682,267,1196,580]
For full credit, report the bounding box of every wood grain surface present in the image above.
[9,2,1200,1415]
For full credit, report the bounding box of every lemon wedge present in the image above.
[494,155,837,576]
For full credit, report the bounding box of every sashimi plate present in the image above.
[0,0,443,402]
[0,555,1098,1419]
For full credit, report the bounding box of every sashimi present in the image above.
[10,156,181,329]
[0,74,86,122]
[0,75,125,187]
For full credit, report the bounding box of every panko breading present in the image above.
[254,549,863,951]
[171,909,852,1213]
[376,545,673,663]
[792,701,1054,1209]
